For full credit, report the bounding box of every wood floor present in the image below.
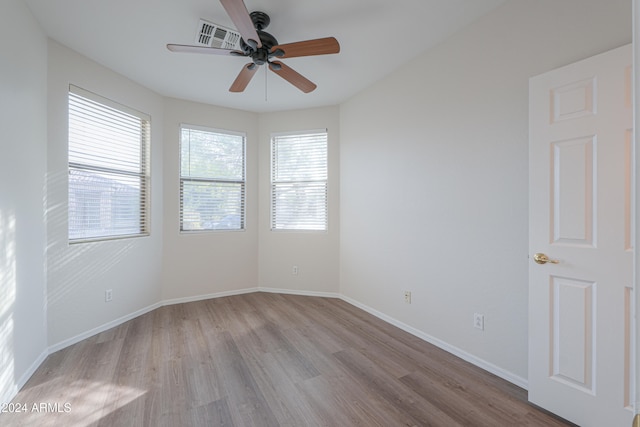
[2,293,573,426]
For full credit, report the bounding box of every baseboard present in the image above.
[259,287,340,299]
[162,287,260,306]
[47,302,162,354]
[34,287,525,407]
[339,295,529,390]
[47,287,261,354]
[0,349,48,405]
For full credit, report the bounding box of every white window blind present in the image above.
[180,125,245,231]
[68,85,150,242]
[271,131,328,231]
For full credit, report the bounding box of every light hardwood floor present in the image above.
[2,293,573,426]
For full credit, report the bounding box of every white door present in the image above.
[529,44,633,427]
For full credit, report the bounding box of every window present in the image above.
[271,130,328,231]
[68,85,150,242]
[180,125,245,231]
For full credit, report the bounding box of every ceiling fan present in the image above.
[167,0,340,93]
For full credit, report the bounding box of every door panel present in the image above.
[551,136,596,246]
[551,77,596,123]
[550,275,595,392]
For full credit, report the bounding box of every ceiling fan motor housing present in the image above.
[250,11,270,31]
[239,12,280,66]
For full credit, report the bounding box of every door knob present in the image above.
[533,253,559,265]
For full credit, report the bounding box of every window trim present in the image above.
[68,85,151,244]
[179,123,247,233]
[270,129,329,233]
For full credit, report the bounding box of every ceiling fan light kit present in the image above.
[167,0,340,93]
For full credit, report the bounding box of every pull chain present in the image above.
[264,65,268,102]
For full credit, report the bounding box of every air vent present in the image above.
[195,19,241,49]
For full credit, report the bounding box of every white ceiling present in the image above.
[24,0,506,113]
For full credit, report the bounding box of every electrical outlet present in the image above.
[404,291,411,304]
[474,313,484,330]
[105,289,113,302]
[292,266,299,276]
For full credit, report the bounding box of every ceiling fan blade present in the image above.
[269,61,317,93]
[270,37,340,59]
[219,0,262,49]
[167,44,244,56]
[230,63,259,92]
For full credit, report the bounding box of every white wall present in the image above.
[340,0,631,383]
[0,0,48,403]
[46,41,165,347]
[161,98,259,301]
[258,107,340,294]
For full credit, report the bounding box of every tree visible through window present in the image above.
[68,85,150,242]
[180,125,246,231]
[271,130,328,231]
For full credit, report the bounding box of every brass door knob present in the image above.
[533,253,559,265]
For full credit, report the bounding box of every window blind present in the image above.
[271,131,328,231]
[68,85,150,242]
[180,126,245,231]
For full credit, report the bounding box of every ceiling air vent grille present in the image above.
[195,19,241,49]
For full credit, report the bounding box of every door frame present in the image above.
[632,0,639,422]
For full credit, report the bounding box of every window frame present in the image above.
[67,85,151,244]
[179,124,247,233]
[270,129,329,232]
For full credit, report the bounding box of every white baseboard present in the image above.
[3,287,261,405]
[47,302,162,354]
[161,287,260,306]
[0,349,48,405]
[259,287,340,299]
[339,295,528,390]
[48,287,261,354]
[13,287,525,408]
